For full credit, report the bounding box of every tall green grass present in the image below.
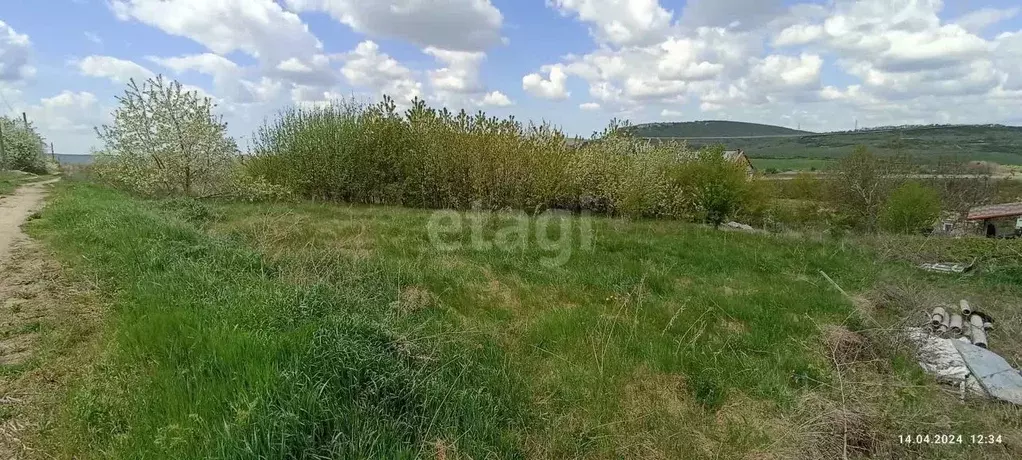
[30,181,1022,458]
[247,97,754,220]
[28,182,529,458]
[206,195,884,457]
[33,182,870,457]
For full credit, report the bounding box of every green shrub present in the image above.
[880,181,941,234]
[0,116,47,174]
[251,97,582,210]
[249,98,760,223]
[829,146,904,231]
[687,146,755,226]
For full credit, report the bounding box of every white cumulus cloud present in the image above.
[341,41,422,105]
[478,91,513,107]
[522,65,570,100]
[110,0,323,65]
[284,0,504,52]
[0,20,35,82]
[75,55,155,84]
[547,0,673,47]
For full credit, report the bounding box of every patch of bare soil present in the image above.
[0,180,57,263]
[0,180,103,459]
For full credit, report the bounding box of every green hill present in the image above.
[631,122,1022,168]
[626,120,813,138]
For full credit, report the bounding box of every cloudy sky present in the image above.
[2,0,1022,153]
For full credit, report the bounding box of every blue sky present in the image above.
[1,0,1022,153]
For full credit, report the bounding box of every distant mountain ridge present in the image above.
[625,120,814,138]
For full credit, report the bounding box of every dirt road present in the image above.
[0,178,61,458]
[0,179,58,263]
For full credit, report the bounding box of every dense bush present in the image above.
[880,181,941,234]
[249,97,758,222]
[828,146,907,231]
[0,116,47,174]
[687,146,758,226]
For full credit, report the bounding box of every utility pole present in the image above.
[51,142,56,162]
[22,112,28,129]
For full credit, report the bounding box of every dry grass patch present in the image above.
[395,285,437,314]
[0,241,104,459]
[477,269,522,312]
[791,293,1022,460]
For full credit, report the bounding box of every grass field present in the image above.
[21,181,1022,459]
[750,158,837,172]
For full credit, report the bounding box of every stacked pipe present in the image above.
[949,314,963,335]
[969,314,988,348]
[931,306,948,333]
[928,300,994,348]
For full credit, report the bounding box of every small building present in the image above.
[723,149,755,176]
[933,211,969,237]
[966,202,1022,238]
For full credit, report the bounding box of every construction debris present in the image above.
[725,221,755,231]
[968,315,988,349]
[919,260,976,274]
[930,301,995,347]
[949,314,963,334]
[911,299,1021,405]
[953,340,1022,405]
[907,328,984,395]
[930,306,947,328]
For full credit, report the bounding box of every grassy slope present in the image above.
[28,183,528,458]
[212,197,876,457]
[27,182,1022,458]
[628,120,812,137]
[637,124,1022,167]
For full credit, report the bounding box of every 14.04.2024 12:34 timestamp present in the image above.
[899,434,1003,445]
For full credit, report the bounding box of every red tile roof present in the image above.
[966,202,1022,221]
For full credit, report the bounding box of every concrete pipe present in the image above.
[949,314,963,334]
[969,315,988,348]
[960,300,972,316]
[931,307,947,327]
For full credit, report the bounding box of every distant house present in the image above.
[933,211,969,237]
[723,149,755,176]
[965,202,1022,238]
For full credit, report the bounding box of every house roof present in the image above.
[723,150,754,171]
[722,150,744,161]
[966,202,1022,221]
